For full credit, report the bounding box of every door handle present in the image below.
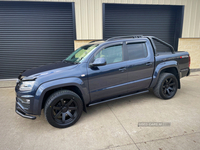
[146,62,152,66]
[119,68,126,72]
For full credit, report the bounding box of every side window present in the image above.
[94,45,123,64]
[127,43,148,60]
[153,39,173,53]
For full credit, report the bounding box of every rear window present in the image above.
[127,43,148,60]
[153,39,173,53]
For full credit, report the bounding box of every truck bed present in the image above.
[155,51,190,78]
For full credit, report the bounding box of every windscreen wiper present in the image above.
[62,60,72,63]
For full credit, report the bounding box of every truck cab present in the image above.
[15,35,190,128]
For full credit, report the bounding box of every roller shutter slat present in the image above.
[104,4,182,52]
[0,1,75,79]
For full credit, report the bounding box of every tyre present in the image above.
[153,73,178,100]
[44,90,83,128]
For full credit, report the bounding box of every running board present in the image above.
[88,90,149,106]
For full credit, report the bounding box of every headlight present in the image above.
[19,81,35,91]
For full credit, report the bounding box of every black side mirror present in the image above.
[90,58,107,67]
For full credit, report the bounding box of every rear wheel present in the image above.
[44,90,83,128]
[153,73,178,99]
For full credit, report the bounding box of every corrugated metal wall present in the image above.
[74,0,200,39]
[103,4,183,51]
[0,1,75,79]
[3,0,200,39]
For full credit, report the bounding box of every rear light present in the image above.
[189,55,190,67]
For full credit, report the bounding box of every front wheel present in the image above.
[153,73,178,100]
[44,90,83,128]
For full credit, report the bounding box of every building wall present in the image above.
[3,0,200,69]
[75,0,200,40]
[7,0,200,39]
[74,40,93,50]
[178,38,200,69]
[74,0,200,39]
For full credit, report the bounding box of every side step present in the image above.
[88,90,149,106]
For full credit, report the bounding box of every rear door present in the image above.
[87,42,128,103]
[124,39,154,93]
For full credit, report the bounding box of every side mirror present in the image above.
[90,58,107,67]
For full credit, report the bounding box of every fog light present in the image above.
[18,97,30,104]
[25,99,30,104]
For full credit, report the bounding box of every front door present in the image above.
[87,43,128,103]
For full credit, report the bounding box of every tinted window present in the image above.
[153,39,172,53]
[94,45,123,64]
[127,43,148,60]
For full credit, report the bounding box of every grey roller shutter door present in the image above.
[0,2,75,79]
[103,4,183,52]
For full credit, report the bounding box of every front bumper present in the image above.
[15,101,36,120]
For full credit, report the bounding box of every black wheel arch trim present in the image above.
[150,61,180,89]
[34,78,89,115]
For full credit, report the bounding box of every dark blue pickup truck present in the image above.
[15,35,190,128]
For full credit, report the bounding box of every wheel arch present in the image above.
[34,78,89,115]
[159,67,180,89]
[150,61,180,89]
[41,85,87,112]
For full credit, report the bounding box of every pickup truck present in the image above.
[15,35,190,128]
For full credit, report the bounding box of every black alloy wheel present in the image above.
[52,98,78,124]
[45,90,83,128]
[162,77,176,97]
[153,73,178,99]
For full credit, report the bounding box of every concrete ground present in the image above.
[0,72,200,150]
